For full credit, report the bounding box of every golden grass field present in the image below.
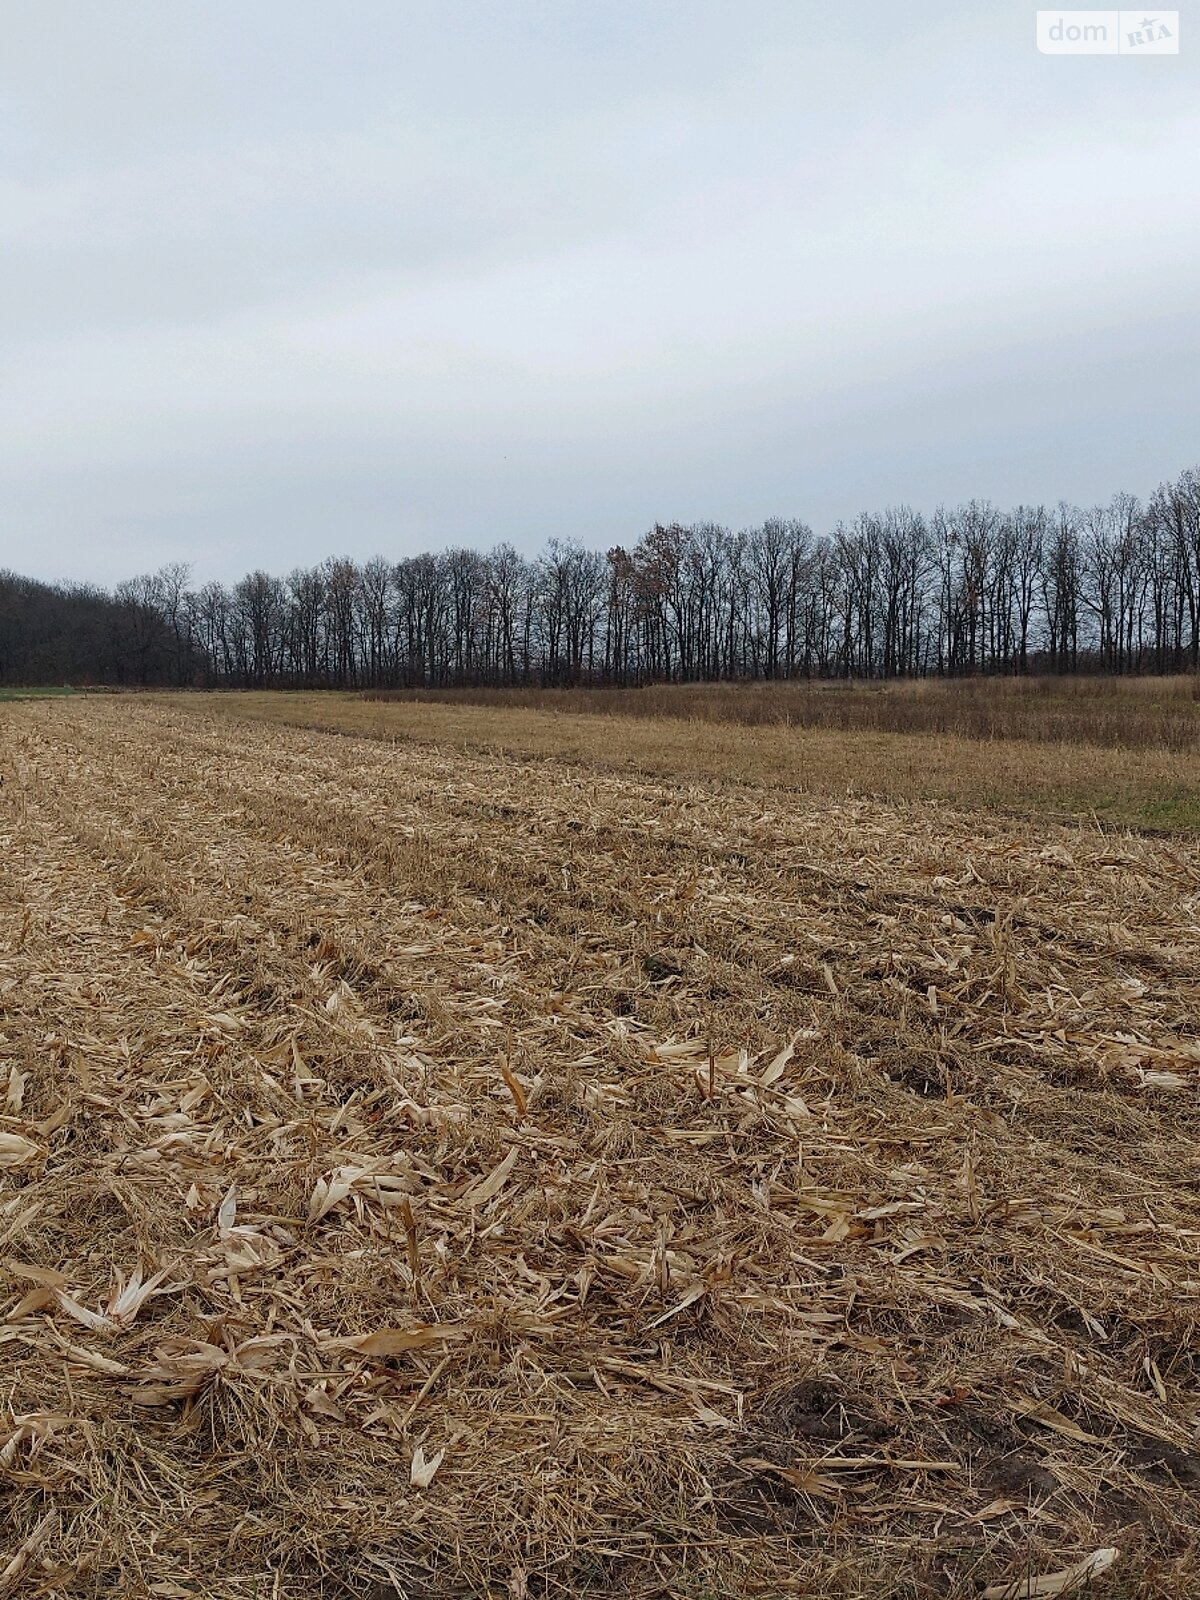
[2,691,1200,1598]
[360,673,1200,752]
[208,683,1200,834]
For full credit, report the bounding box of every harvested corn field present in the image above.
[2,696,1200,1599]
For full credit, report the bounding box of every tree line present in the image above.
[4,465,1200,689]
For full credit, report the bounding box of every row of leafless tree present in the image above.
[3,467,1199,687]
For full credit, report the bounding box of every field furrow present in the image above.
[2,697,1199,1598]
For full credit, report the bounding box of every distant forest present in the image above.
[4,465,1200,688]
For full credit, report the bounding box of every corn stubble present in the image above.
[1,696,1198,1598]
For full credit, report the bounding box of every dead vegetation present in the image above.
[195,689,1200,835]
[2,695,1199,1598]
[360,674,1200,752]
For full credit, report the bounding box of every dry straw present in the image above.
[0,696,1198,1597]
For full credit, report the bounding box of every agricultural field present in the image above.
[0,687,76,703]
[2,692,1200,1598]
[359,673,1200,752]
[208,676,1200,833]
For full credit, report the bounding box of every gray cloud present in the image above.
[1,0,1197,585]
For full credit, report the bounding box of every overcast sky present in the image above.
[2,1,1197,586]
